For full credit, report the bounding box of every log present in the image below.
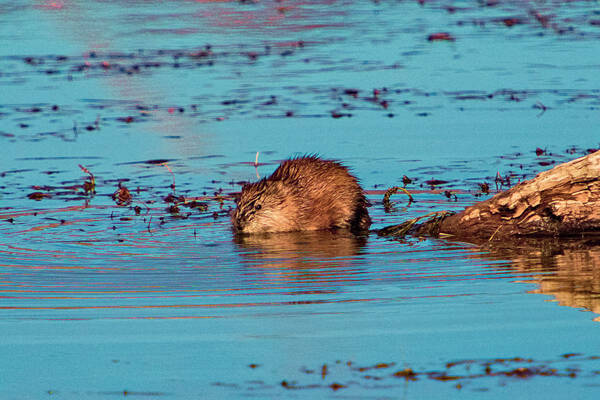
[412,150,600,242]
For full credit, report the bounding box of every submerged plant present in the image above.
[78,164,95,194]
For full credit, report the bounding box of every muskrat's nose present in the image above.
[231,214,245,233]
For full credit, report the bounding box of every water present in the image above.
[1,0,600,398]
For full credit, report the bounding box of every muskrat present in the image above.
[231,156,371,234]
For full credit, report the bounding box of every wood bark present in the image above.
[414,150,600,242]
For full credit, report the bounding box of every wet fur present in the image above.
[231,156,371,234]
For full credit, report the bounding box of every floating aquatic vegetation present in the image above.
[214,353,600,394]
[377,210,455,239]
[78,164,95,194]
[112,183,132,206]
[383,186,414,213]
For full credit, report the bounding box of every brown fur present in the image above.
[231,156,371,234]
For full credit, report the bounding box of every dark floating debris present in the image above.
[112,183,132,206]
[2,85,598,139]
[144,159,171,165]
[167,204,180,214]
[183,201,209,211]
[479,182,490,194]
[330,111,352,118]
[444,190,458,201]
[394,368,418,380]
[27,192,51,201]
[164,193,185,204]
[425,179,449,187]
[500,17,522,27]
[344,88,359,98]
[216,354,599,393]
[427,32,455,41]
[328,382,346,391]
[117,116,135,123]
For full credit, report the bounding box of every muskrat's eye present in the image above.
[255,204,262,210]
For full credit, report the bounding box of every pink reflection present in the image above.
[31,0,350,157]
[37,1,65,10]
[196,1,347,31]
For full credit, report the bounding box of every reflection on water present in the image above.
[6,213,600,323]
[234,230,369,291]
[480,239,600,322]
[234,229,367,259]
[538,248,600,321]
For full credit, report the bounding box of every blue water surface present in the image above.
[1,0,600,398]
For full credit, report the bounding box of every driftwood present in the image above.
[410,150,600,242]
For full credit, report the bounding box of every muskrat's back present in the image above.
[231,156,371,234]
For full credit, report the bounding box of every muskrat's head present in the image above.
[231,179,298,234]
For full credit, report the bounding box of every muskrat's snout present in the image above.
[230,209,245,233]
[232,220,243,233]
[232,219,245,233]
[231,208,253,234]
